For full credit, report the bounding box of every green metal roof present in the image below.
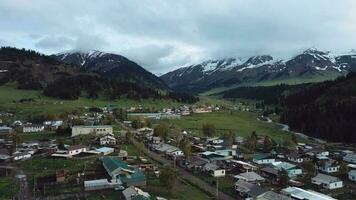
[119,170,146,184]
[102,157,129,173]
[253,153,271,160]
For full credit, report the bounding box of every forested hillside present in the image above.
[0,47,198,103]
[280,73,356,143]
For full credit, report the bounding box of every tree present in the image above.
[179,138,192,160]
[302,161,315,177]
[125,130,133,143]
[159,166,178,192]
[223,131,235,147]
[113,108,127,121]
[263,136,273,152]
[339,163,348,175]
[132,119,143,129]
[137,142,145,156]
[243,132,258,152]
[278,169,289,187]
[154,122,169,141]
[291,134,298,144]
[202,123,216,138]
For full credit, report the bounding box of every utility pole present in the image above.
[216,177,219,200]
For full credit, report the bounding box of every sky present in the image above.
[1,0,356,74]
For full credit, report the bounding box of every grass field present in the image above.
[0,176,19,199]
[167,110,294,141]
[0,84,185,117]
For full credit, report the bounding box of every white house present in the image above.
[99,134,116,145]
[348,170,356,182]
[203,163,225,177]
[12,152,32,161]
[72,125,113,137]
[317,159,340,173]
[23,124,44,133]
[311,173,343,190]
[67,145,88,156]
[252,154,275,165]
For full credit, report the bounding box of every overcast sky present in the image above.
[1,0,356,74]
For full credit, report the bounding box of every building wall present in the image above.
[72,126,113,137]
[23,126,44,133]
[325,181,343,190]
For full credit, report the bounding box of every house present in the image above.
[306,147,329,158]
[99,134,116,145]
[186,156,209,170]
[102,157,146,187]
[311,173,343,190]
[0,126,13,135]
[272,162,303,177]
[153,143,183,157]
[67,145,88,156]
[234,180,268,199]
[343,153,356,164]
[202,163,225,177]
[348,170,356,181]
[44,120,63,130]
[231,160,258,172]
[13,151,31,161]
[260,166,279,183]
[257,191,292,200]
[71,125,113,137]
[151,136,162,144]
[96,147,114,155]
[234,171,265,183]
[317,159,340,173]
[23,124,44,133]
[253,153,275,164]
[287,152,305,163]
[200,150,235,161]
[122,186,151,200]
[281,187,336,200]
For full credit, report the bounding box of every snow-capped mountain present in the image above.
[54,50,168,89]
[161,48,356,93]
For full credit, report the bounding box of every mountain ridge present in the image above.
[54,50,169,90]
[161,48,356,93]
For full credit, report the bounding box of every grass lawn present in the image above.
[0,176,19,200]
[147,177,212,200]
[167,110,294,141]
[16,157,96,177]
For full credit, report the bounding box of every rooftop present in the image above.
[282,187,336,200]
[312,173,341,184]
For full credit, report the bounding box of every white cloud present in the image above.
[0,0,356,73]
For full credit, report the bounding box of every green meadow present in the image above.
[167,110,293,141]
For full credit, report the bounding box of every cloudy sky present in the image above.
[1,0,356,74]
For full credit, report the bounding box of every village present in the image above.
[1,104,356,200]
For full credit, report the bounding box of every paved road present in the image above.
[131,138,237,200]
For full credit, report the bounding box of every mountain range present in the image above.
[0,47,197,102]
[54,50,168,90]
[161,48,356,93]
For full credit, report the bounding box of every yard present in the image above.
[0,176,19,200]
